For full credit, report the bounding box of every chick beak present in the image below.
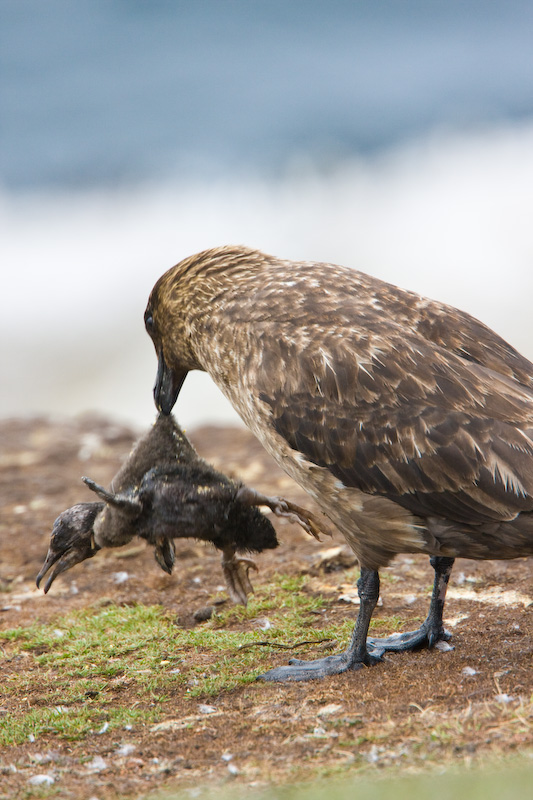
[36,544,92,594]
[36,532,100,593]
[154,351,187,415]
[36,549,60,592]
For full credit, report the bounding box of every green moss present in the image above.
[0,704,155,747]
[0,574,360,742]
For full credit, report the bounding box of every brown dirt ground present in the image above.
[0,415,532,799]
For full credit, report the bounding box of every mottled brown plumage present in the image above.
[145,245,533,680]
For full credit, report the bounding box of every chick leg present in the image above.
[260,567,382,681]
[221,547,258,606]
[235,485,331,540]
[367,556,455,653]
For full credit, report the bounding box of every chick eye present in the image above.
[144,312,154,334]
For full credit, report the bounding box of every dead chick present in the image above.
[37,413,328,604]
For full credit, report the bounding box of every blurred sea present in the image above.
[2,1,533,430]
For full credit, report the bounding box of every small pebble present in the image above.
[115,743,135,757]
[462,666,478,676]
[113,571,129,584]
[495,693,514,704]
[193,606,213,622]
[435,640,454,652]
[366,745,380,764]
[198,704,217,715]
[28,774,54,786]
[86,755,107,772]
[317,703,343,717]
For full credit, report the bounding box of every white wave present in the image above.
[2,121,533,431]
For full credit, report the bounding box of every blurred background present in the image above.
[2,0,533,431]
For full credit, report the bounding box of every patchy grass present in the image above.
[1,578,532,794]
[0,574,362,745]
[0,704,153,748]
[5,570,523,750]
